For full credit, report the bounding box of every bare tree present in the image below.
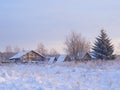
[36,43,48,56]
[5,45,13,53]
[49,48,59,56]
[64,32,90,60]
[4,45,15,61]
[13,46,21,53]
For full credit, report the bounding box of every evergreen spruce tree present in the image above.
[92,30,115,60]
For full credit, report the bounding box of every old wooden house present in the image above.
[9,50,44,62]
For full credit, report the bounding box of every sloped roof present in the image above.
[9,50,44,60]
[48,57,56,64]
[56,54,68,63]
[77,52,89,59]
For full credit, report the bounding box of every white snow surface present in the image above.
[0,60,120,90]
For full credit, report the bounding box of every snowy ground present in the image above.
[0,60,120,90]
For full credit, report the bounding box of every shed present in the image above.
[77,52,91,60]
[56,54,70,63]
[48,57,57,64]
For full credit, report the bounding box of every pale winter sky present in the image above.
[0,0,120,53]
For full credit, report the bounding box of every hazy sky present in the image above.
[0,0,120,53]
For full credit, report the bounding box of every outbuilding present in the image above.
[56,54,70,63]
[48,57,57,64]
[77,52,91,60]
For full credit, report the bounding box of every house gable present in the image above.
[9,50,45,62]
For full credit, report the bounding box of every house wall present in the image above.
[84,54,91,60]
[22,51,43,62]
[64,56,71,61]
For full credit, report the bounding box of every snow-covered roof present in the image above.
[56,54,68,63]
[9,50,31,60]
[48,57,56,64]
[77,52,88,59]
[9,50,44,60]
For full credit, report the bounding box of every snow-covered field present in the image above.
[0,60,120,90]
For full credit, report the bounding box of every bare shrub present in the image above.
[64,31,90,60]
[49,48,59,56]
[36,43,48,56]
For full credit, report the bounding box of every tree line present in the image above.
[65,30,115,60]
[2,29,115,61]
[3,44,59,56]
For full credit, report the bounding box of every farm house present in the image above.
[9,50,44,62]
